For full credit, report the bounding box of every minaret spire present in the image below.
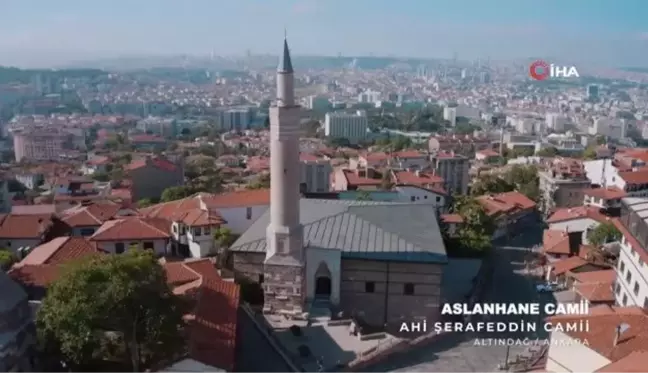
[278,35,294,74]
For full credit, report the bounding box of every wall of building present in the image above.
[339,258,443,328]
[0,239,42,255]
[546,330,610,372]
[615,235,648,307]
[549,218,600,245]
[95,239,168,256]
[130,166,184,201]
[218,205,269,235]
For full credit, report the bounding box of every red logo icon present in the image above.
[529,60,550,80]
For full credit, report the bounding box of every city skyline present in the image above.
[1,0,648,68]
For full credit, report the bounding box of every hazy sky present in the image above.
[1,0,647,68]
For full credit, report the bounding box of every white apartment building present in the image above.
[357,90,381,104]
[443,107,457,127]
[590,117,627,140]
[584,159,648,198]
[432,151,470,195]
[455,104,481,121]
[300,154,332,193]
[324,111,368,144]
[615,197,648,308]
[545,113,569,132]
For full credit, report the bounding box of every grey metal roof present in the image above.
[229,199,447,264]
[0,271,27,312]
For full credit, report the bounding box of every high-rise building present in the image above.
[587,84,599,101]
[223,108,253,131]
[263,38,306,314]
[324,111,368,143]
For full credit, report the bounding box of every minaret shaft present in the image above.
[263,37,305,314]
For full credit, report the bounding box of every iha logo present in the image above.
[529,60,579,80]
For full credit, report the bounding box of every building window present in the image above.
[365,282,375,293]
[204,226,211,235]
[634,282,640,296]
[410,196,415,202]
[404,283,415,295]
[246,207,252,220]
[172,225,178,234]
[626,271,632,283]
[143,242,154,251]
[192,227,201,236]
[259,274,264,284]
[644,297,648,309]
[436,196,441,203]
[622,294,628,305]
[615,282,621,294]
[79,228,95,236]
[115,243,125,254]
[620,261,626,273]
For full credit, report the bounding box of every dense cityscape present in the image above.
[2,3,648,373]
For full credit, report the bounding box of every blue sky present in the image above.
[0,0,647,67]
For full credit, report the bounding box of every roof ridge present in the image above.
[40,236,71,265]
[139,217,172,236]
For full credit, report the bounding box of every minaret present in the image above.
[263,37,305,314]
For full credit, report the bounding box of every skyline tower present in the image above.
[263,37,306,314]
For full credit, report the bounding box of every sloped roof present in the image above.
[15,236,98,266]
[162,259,239,371]
[90,217,171,241]
[229,199,447,263]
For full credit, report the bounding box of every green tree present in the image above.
[161,186,194,202]
[327,137,351,148]
[213,227,239,269]
[91,172,110,182]
[137,199,154,208]
[0,249,16,270]
[37,251,184,371]
[356,190,372,201]
[587,222,622,248]
[536,147,558,157]
[583,146,597,160]
[247,173,270,190]
[470,174,515,196]
[451,196,495,255]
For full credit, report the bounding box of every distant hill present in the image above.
[620,67,648,73]
[0,66,107,85]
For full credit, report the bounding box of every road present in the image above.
[365,230,556,372]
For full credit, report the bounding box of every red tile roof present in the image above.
[619,170,648,185]
[440,213,464,224]
[141,190,269,224]
[15,236,99,266]
[163,259,239,371]
[595,351,648,372]
[8,264,61,288]
[574,282,615,304]
[341,169,382,187]
[476,191,536,217]
[392,170,444,186]
[584,187,627,200]
[125,156,177,172]
[547,306,648,367]
[572,269,616,284]
[551,256,588,275]
[90,217,171,241]
[0,214,53,239]
[547,206,610,224]
[60,202,124,227]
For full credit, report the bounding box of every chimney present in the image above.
[415,170,421,177]
[614,323,630,346]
